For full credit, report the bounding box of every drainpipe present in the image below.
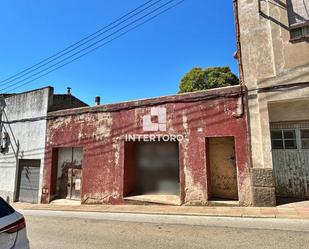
[233,0,245,118]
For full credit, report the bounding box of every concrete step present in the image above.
[124,194,181,206]
[206,199,239,207]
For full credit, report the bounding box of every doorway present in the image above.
[56,147,83,201]
[207,137,238,200]
[16,159,41,203]
[124,141,180,205]
[270,123,309,199]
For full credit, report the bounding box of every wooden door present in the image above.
[67,167,82,200]
[208,137,238,200]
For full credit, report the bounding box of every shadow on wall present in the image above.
[46,100,241,160]
[259,0,309,31]
[1,110,19,158]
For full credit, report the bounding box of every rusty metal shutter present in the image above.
[16,159,41,203]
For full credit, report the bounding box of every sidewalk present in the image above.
[13,200,309,219]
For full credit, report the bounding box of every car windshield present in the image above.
[0,197,14,218]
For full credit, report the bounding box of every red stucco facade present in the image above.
[41,86,252,206]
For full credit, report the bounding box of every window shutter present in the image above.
[287,0,309,27]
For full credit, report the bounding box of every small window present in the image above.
[301,129,309,149]
[272,139,284,149]
[283,130,295,139]
[285,139,297,149]
[271,130,282,139]
[290,27,303,39]
[271,130,284,149]
[271,129,297,149]
[290,25,309,40]
[287,0,309,41]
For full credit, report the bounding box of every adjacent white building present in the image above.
[0,87,87,203]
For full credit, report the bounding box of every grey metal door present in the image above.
[136,141,179,195]
[16,159,41,203]
[271,123,309,198]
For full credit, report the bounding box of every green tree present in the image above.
[178,66,239,93]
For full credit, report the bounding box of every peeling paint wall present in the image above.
[0,87,88,204]
[0,88,51,203]
[42,86,252,206]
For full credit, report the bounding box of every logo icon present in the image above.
[142,107,166,132]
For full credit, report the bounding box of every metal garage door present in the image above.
[271,123,309,198]
[16,159,41,203]
[135,141,179,195]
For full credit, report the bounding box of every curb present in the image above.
[14,206,309,220]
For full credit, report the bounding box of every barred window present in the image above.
[287,0,309,40]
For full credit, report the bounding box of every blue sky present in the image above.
[0,0,237,105]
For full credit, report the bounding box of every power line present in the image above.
[4,80,309,124]
[3,89,242,124]
[1,0,184,93]
[0,0,164,88]
[1,0,183,92]
[0,0,159,87]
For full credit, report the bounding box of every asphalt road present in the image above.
[21,210,309,249]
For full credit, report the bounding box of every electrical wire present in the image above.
[2,90,242,124]
[0,0,184,93]
[2,79,309,125]
[0,0,158,86]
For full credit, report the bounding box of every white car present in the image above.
[0,197,30,249]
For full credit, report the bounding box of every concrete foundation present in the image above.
[251,168,276,206]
